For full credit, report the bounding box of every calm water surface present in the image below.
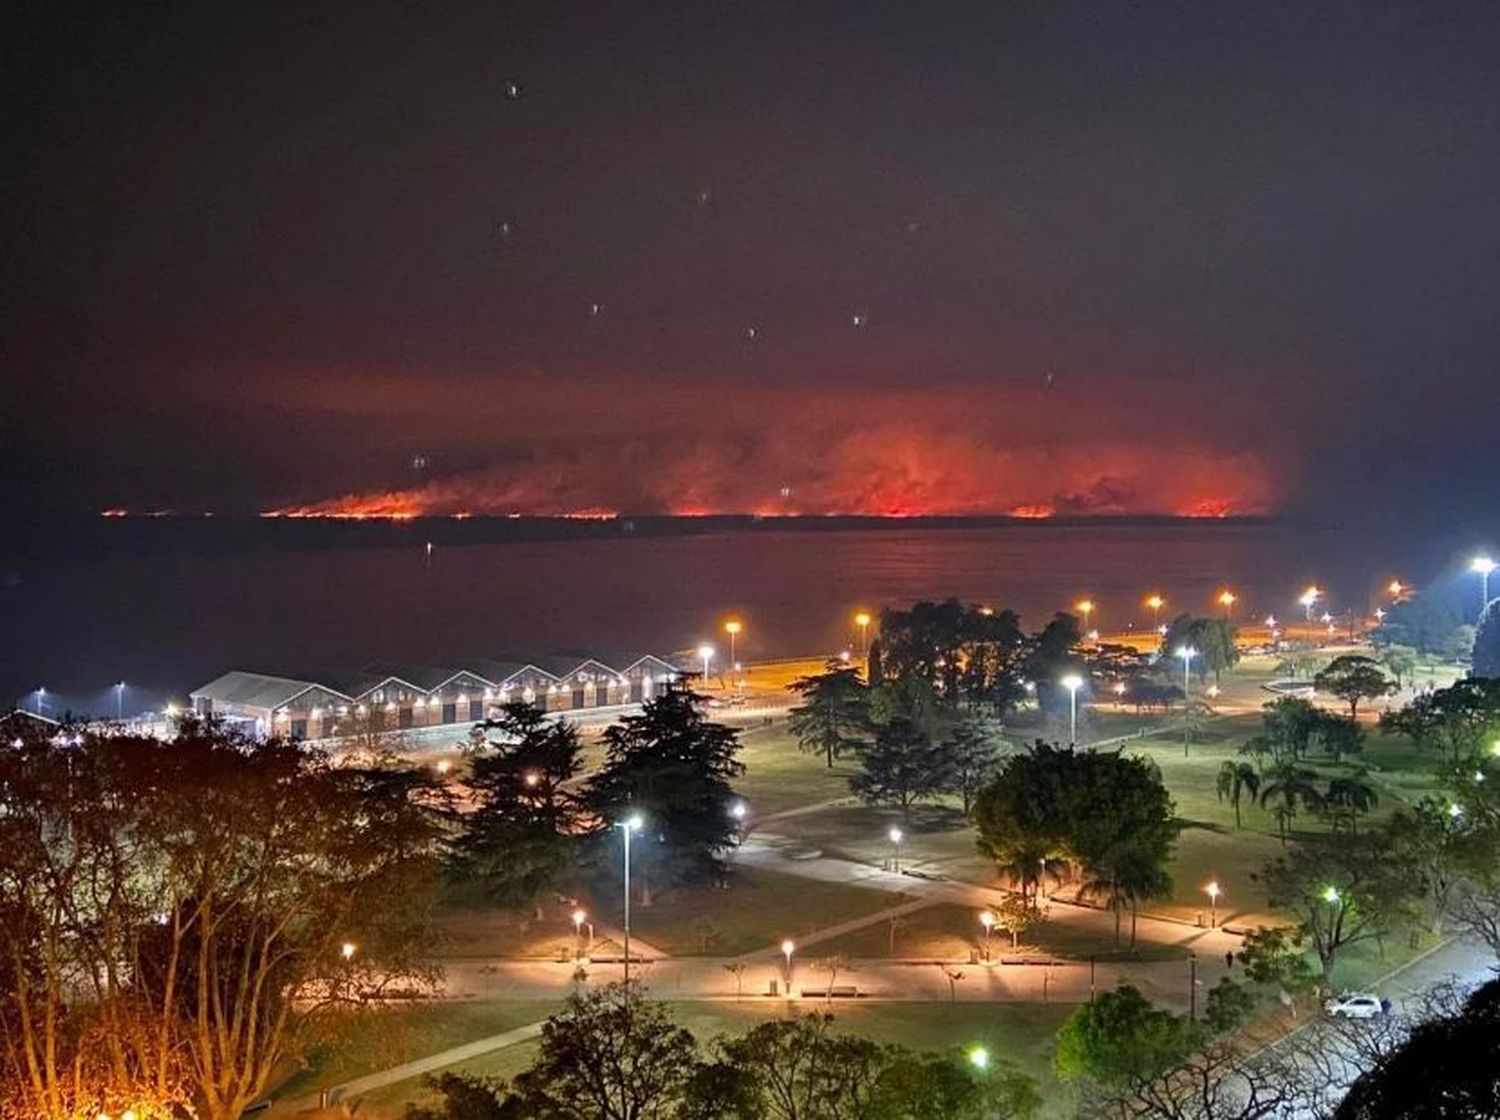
[0,519,1450,712]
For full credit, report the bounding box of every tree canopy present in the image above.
[1315,655,1394,721]
[786,660,871,767]
[1475,598,1500,679]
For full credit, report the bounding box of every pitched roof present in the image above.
[190,671,345,711]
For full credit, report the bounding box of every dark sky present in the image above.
[8,1,1500,522]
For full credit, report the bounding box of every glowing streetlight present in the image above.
[1075,599,1095,634]
[724,619,742,667]
[781,938,796,988]
[730,799,748,843]
[854,611,872,657]
[1322,885,1341,905]
[1388,579,1405,601]
[978,910,995,960]
[888,826,905,873]
[1060,673,1085,744]
[698,643,715,689]
[1471,557,1496,616]
[967,1045,990,1070]
[572,908,593,958]
[618,814,644,981]
[1299,586,1321,622]
[115,681,125,720]
[33,686,46,716]
[1145,594,1165,625]
[1217,590,1237,620]
[1177,647,1197,757]
[340,941,356,960]
[1205,881,1221,927]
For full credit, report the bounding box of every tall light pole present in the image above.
[1061,673,1084,744]
[1217,590,1236,621]
[33,687,46,716]
[724,619,742,669]
[115,681,125,721]
[978,910,995,961]
[1299,586,1321,628]
[572,908,594,959]
[1145,594,1164,628]
[1205,881,1220,927]
[617,814,643,982]
[888,826,903,874]
[1177,646,1197,757]
[1472,557,1496,618]
[854,611,871,658]
[1075,599,1095,637]
[781,939,795,992]
[697,643,715,691]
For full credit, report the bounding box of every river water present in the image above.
[0,516,1469,714]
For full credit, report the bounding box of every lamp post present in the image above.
[854,611,871,658]
[1299,586,1321,628]
[781,939,795,991]
[33,686,46,716]
[1189,952,1198,1022]
[730,799,748,845]
[1076,599,1095,637]
[1218,590,1236,621]
[1061,673,1084,744]
[698,643,715,690]
[979,910,995,961]
[1145,594,1164,627]
[724,620,742,668]
[1205,881,1220,927]
[1177,647,1197,757]
[572,908,594,959]
[1472,557,1496,618]
[618,815,643,982]
[888,826,904,874]
[115,681,125,721]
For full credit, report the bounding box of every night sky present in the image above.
[9,2,1500,523]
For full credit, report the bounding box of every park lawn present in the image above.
[627,866,914,956]
[812,902,985,959]
[372,999,1077,1120]
[433,900,584,959]
[734,723,863,817]
[266,999,560,1111]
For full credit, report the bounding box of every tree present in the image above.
[1323,772,1380,834]
[585,686,746,888]
[500,983,698,1119]
[1314,712,1366,764]
[406,1073,512,1120]
[786,661,870,768]
[1261,696,1323,760]
[1257,832,1420,982]
[1380,677,1500,766]
[1334,979,1500,1119]
[1160,615,1240,683]
[1204,978,1257,1035]
[1476,598,1500,678]
[1387,797,1492,935]
[1315,656,1395,722]
[1258,760,1326,845]
[941,710,1008,813]
[1378,645,1419,691]
[1373,585,1472,658]
[1238,925,1317,1006]
[1217,760,1261,829]
[0,720,445,1120]
[849,715,950,816]
[454,702,585,910]
[1054,986,1196,1089]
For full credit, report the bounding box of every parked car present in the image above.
[1325,992,1384,1019]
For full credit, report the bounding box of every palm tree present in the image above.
[1258,761,1325,845]
[1216,760,1261,829]
[1324,772,1380,833]
[994,842,1064,907]
[1116,850,1173,948]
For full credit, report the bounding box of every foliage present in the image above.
[1333,978,1500,1119]
[1372,585,1474,658]
[1054,986,1196,1088]
[501,983,698,1119]
[406,1073,512,1120]
[1380,677,1500,765]
[1257,832,1420,981]
[786,661,871,768]
[1313,712,1365,764]
[941,709,1009,813]
[453,702,585,909]
[1322,771,1380,834]
[1377,644,1419,690]
[1475,597,1500,678]
[1203,978,1257,1035]
[1216,760,1261,829]
[1159,615,1240,682]
[1387,796,1497,935]
[1237,926,1317,999]
[1260,696,1323,760]
[585,686,746,888]
[849,715,951,814]
[0,719,445,1120]
[973,742,1177,936]
[1258,759,1326,845]
[875,599,1031,712]
[1315,655,1394,721]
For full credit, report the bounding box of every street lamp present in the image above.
[730,799,748,843]
[888,826,904,874]
[698,643,715,690]
[617,814,644,982]
[340,941,356,960]
[978,910,995,961]
[1388,579,1405,601]
[1322,885,1341,905]
[967,1045,990,1070]
[1061,673,1084,744]
[1299,586,1321,623]
[724,620,742,667]
[33,686,46,716]
[115,681,125,721]
[854,611,872,657]
[572,908,593,959]
[1075,599,1095,635]
[1205,881,1221,927]
[1176,647,1197,757]
[1145,594,1165,626]
[1471,557,1496,617]
[781,939,795,990]
[1217,590,1236,620]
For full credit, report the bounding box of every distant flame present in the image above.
[1008,504,1055,520]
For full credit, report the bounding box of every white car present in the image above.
[1324,992,1385,1019]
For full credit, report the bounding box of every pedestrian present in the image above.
[1225,950,1234,970]
[1381,997,1392,1016]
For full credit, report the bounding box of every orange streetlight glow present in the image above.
[724,618,742,667]
[854,611,872,657]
